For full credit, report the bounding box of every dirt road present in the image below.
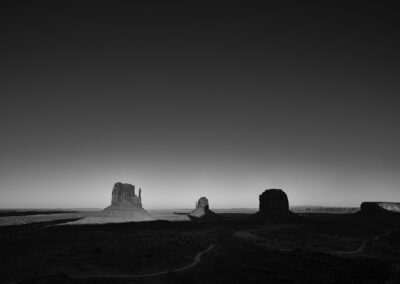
[70,244,215,280]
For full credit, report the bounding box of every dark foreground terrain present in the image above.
[1,213,400,284]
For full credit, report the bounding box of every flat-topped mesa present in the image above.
[111,182,142,208]
[360,202,400,215]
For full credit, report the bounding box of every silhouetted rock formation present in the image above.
[250,189,301,222]
[259,189,289,213]
[359,202,400,215]
[189,197,219,220]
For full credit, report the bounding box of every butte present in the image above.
[68,182,153,224]
[189,197,219,220]
[249,189,302,223]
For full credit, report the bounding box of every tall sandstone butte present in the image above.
[101,182,153,221]
[69,182,153,224]
[103,182,152,220]
[110,182,142,208]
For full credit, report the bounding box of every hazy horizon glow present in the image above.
[1,2,399,209]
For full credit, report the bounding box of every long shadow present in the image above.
[0,218,83,233]
[0,210,78,217]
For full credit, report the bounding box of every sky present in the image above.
[1,1,399,209]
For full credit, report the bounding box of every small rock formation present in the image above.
[250,189,301,222]
[359,202,400,215]
[189,197,219,219]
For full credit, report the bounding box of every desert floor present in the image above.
[0,211,399,283]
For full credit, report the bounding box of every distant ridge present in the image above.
[358,202,400,215]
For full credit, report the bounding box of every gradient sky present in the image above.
[1,1,399,209]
